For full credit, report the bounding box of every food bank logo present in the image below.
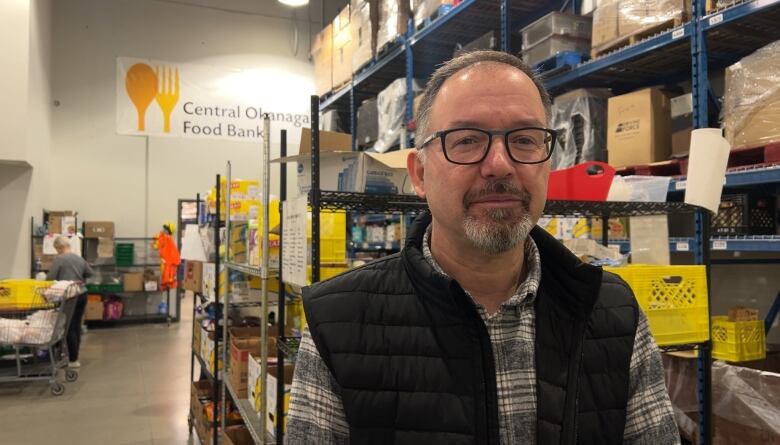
[125,63,180,133]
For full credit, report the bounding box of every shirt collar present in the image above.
[421,223,541,310]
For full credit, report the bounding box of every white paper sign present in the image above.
[282,196,308,288]
[116,57,310,142]
[43,235,58,255]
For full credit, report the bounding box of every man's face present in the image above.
[407,62,550,253]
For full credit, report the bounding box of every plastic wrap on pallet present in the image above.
[351,0,377,72]
[617,0,688,37]
[374,78,422,153]
[550,88,611,170]
[522,36,591,66]
[663,354,780,443]
[722,40,780,150]
[377,0,410,52]
[592,0,687,52]
[412,0,454,28]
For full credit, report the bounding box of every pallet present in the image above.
[535,51,588,76]
[727,143,780,169]
[617,158,686,177]
[414,4,454,32]
[591,17,683,58]
[616,142,780,177]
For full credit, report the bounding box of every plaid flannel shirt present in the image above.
[287,226,679,444]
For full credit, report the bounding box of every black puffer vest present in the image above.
[303,212,639,445]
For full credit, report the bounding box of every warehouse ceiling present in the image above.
[152,0,346,26]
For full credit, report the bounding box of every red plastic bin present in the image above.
[547,161,615,201]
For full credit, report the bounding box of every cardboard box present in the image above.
[723,43,780,149]
[351,0,378,72]
[591,1,619,49]
[607,87,671,168]
[123,272,144,292]
[230,337,262,398]
[670,93,692,157]
[728,306,759,322]
[312,24,333,96]
[183,261,203,293]
[281,129,414,194]
[222,426,254,445]
[84,221,115,239]
[332,5,354,88]
[266,364,296,436]
[192,319,202,353]
[46,211,76,235]
[247,353,264,408]
[377,0,410,51]
[203,262,226,301]
[85,295,104,321]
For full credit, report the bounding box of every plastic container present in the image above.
[711,316,766,362]
[711,193,776,235]
[547,161,615,201]
[522,35,591,66]
[609,175,671,202]
[604,265,709,346]
[521,11,593,49]
[0,279,54,310]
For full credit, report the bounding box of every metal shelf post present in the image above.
[213,174,221,445]
[404,27,414,149]
[311,95,321,284]
[500,0,510,52]
[277,129,288,443]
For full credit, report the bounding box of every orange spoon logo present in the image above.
[125,63,157,131]
[124,62,180,133]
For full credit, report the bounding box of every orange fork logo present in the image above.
[124,63,180,133]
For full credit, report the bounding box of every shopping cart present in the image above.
[0,280,82,395]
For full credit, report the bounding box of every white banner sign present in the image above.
[116,57,311,142]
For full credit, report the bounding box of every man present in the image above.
[47,235,93,368]
[287,51,679,445]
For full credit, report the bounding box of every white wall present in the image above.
[0,0,53,278]
[50,0,327,240]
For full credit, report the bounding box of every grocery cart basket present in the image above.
[0,280,82,395]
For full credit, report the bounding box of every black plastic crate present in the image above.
[711,194,776,235]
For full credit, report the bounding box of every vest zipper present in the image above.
[563,319,587,445]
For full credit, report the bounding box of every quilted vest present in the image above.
[303,212,638,444]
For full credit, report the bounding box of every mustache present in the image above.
[463,180,531,211]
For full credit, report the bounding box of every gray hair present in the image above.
[415,51,552,160]
[53,236,71,252]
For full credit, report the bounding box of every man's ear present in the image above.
[407,150,426,199]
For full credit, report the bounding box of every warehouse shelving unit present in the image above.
[187,176,225,445]
[216,116,284,445]
[285,95,718,444]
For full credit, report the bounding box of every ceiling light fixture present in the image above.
[278,0,309,6]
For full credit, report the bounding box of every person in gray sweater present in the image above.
[47,235,94,368]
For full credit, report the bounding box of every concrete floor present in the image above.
[0,296,200,445]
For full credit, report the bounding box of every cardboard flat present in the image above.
[183,260,203,292]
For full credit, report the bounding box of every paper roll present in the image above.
[684,128,731,213]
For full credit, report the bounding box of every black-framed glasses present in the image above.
[418,127,557,165]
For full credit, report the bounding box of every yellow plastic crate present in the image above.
[307,211,347,264]
[604,265,709,346]
[711,316,766,362]
[0,279,54,310]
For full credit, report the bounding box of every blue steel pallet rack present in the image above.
[314,1,780,442]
